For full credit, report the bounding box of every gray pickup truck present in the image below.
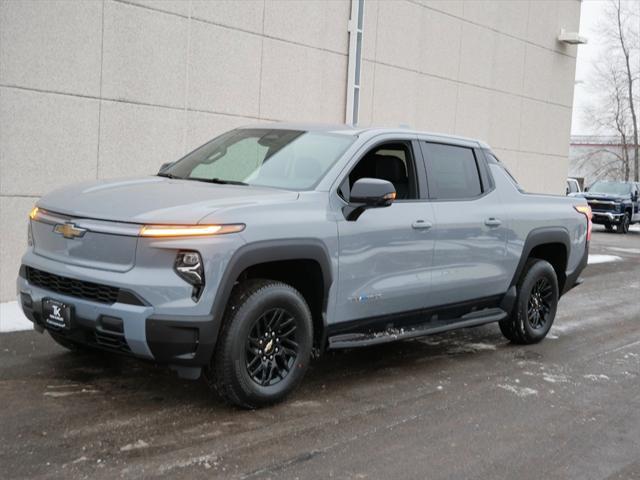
[18,124,591,408]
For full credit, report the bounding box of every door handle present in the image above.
[412,220,432,230]
[484,217,502,228]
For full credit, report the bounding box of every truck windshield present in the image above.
[589,181,631,195]
[164,129,355,190]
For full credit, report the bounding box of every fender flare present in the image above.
[508,227,571,290]
[210,238,334,329]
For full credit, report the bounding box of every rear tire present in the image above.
[499,259,559,345]
[205,279,313,409]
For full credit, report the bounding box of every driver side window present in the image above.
[340,142,419,201]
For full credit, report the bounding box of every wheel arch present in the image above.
[211,239,333,351]
[509,227,570,295]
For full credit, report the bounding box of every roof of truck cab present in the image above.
[236,123,491,148]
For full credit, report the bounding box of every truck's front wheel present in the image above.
[617,212,630,234]
[499,259,559,344]
[206,279,313,409]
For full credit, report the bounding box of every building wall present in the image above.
[0,0,580,302]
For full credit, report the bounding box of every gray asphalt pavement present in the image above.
[1,226,639,479]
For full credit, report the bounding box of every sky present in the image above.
[571,0,607,136]
[571,0,639,136]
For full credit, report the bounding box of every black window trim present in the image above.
[336,138,429,203]
[419,140,495,202]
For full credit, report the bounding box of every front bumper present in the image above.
[591,211,625,224]
[15,247,233,373]
[17,272,218,373]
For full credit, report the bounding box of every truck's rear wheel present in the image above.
[206,279,313,409]
[499,259,558,344]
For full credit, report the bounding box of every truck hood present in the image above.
[575,192,629,202]
[38,176,299,224]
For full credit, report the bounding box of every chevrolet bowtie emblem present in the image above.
[54,222,87,239]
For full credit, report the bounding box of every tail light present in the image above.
[574,205,592,241]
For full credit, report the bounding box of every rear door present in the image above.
[420,142,509,305]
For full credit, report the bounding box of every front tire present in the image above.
[499,259,559,344]
[206,279,313,409]
[617,212,630,234]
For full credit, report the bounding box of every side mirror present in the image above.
[159,161,175,173]
[584,186,589,192]
[344,178,396,221]
[632,192,638,202]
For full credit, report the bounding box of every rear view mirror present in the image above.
[159,161,175,174]
[350,178,396,207]
[344,178,396,221]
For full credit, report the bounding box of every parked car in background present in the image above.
[566,178,582,195]
[17,125,591,408]
[574,180,640,234]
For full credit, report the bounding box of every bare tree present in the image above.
[585,0,639,181]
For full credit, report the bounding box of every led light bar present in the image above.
[139,224,245,237]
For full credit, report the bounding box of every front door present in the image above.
[334,140,436,324]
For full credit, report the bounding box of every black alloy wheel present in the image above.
[526,278,553,330]
[206,279,313,409]
[245,308,299,387]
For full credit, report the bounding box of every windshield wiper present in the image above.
[189,177,248,186]
[157,172,180,179]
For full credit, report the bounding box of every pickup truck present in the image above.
[17,124,591,408]
[573,180,640,234]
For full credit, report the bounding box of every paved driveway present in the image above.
[1,226,639,479]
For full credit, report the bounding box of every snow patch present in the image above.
[497,384,538,397]
[606,246,640,255]
[448,342,497,354]
[587,254,622,265]
[290,400,322,408]
[583,374,610,381]
[0,301,32,332]
[158,453,218,474]
[542,373,569,384]
[120,440,149,452]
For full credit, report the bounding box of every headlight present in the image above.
[174,251,204,301]
[140,224,244,237]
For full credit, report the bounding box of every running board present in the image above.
[328,309,507,349]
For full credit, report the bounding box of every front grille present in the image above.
[26,267,119,304]
[588,201,618,213]
[94,330,131,353]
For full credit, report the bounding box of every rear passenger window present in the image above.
[422,143,482,199]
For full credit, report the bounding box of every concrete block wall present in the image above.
[359,0,580,193]
[0,0,580,301]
